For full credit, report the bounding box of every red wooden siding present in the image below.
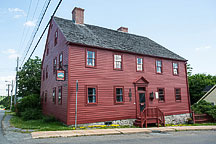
[41,19,69,123]
[66,44,189,125]
[41,19,190,125]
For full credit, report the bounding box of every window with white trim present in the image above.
[114,54,122,69]
[87,87,96,103]
[156,60,162,73]
[137,57,143,71]
[173,62,179,75]
[86,50,96,67]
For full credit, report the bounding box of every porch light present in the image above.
[150,92,154,100]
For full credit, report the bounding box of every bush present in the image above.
[192,100,216,120]
[16,94,41,117]
[0,96,10,109]
[21,108,42,121]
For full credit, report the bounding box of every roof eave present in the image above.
[66,41,187,62]
[197,84,216,103]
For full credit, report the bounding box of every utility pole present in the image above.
[75,80,78,129]
[6,84,10,107]
[10,80,14,111]
[14,57,19,105]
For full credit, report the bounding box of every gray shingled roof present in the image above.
[54,17,186,61]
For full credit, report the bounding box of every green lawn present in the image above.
[9,114,136,131]
[10,115,74,131]
[9,113,216,132]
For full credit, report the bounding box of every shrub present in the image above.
[16,94,41,117]
[192,100,216,120]
[21,108,42,121]
[0,96,10,109]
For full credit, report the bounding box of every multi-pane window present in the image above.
[114,54,122,70]
[58,86,62,104]
[43,69,45,81]
[46,42,49,56]
[52,88,56,104]
[115,87,124,103]
[59,53,63,69]
[53,58,57,74]
[156,60,162,73]
[137,58,143,71]
[175,88,181,101]
[86,50,96,67]
[45,91,47,103]
[173,62,179,75]
[158,88,165,102]
[54,30,58,46]
[41,91,44,104]
[87,87,96,103]
[46,65,48,79]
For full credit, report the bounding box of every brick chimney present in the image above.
[117,27,128,33]
[72,7,84,24]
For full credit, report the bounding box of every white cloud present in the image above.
[14,15,22,19]
[9,54,20,59]
[4,49,16,54]
[8,8,26,19]
[8,8,24,13]
[195,46,211,51]
[2,49,20,59]
[24,21,36,27]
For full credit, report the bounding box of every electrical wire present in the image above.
[20,0,52,66]
[27,0,63,61]
[20,0,40,55]
[17,0,33,53]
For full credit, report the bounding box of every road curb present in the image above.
[31,126,216,139]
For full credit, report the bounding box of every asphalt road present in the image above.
[6,130,216,144]
[0,110,10,144]
[1,111,216,144]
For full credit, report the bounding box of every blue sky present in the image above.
[0,0,215,95]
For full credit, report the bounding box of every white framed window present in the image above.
[173,62,179,75]
[156,60,162,73]
[114,54,122,70]
[137,57,143,71]
[86,50,96,67]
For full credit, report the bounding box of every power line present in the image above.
[17,0,33,52]
[32,0,40,19]
[27,0,63,61]
[20,0,52,67]
[20,0,40,55]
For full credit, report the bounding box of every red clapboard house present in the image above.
[41,7,191,127]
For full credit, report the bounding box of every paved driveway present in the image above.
[0,110,10,144]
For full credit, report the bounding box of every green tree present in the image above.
[188,74,216,104]
[186,63,193,76]
[17,56,41,97]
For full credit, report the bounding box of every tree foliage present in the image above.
[186,63,216,104]
[192,100,216,120]
[188,73,216,104]
[0,96,10,109]
[17,56,41,97]
[186,63,193,77]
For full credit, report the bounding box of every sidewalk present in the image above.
[2,113,216,139]
[31,126,216,139]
